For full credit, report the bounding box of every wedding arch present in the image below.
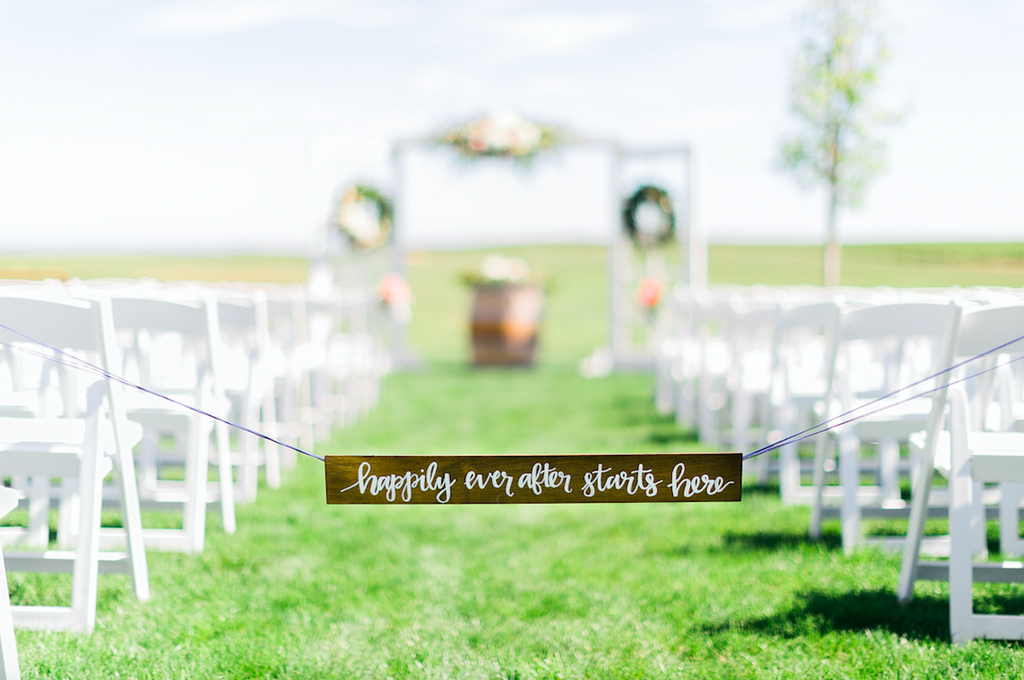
[310,112,706,371]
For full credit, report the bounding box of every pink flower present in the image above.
[635,277,662,309]
[379,272,412,307]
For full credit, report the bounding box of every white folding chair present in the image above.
[898,301,1024,621]
[264,284,314,465]
[654,285,691,418]
[100,289,236,552]
[809,298,961,553]
[214,288,281,501]
[691,293,735,451]
[669,287,704,432]
[0,486,21,680]
[725,297,778,480]
[769,297,841,504]
[0,294,149,632]
[306,286,383,436]
[946,386,1024,643]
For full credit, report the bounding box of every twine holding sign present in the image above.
[5,315,1024,507]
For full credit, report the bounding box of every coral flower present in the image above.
[635,277,662,309]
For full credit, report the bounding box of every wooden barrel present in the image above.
[470,285,544,366]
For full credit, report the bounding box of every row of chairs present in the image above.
[0,277,388,676]
[654,284,1024,643]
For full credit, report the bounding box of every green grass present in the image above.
[710,243,1024,288]
[405,246,609,363]
[8,243,1024,678]
[0,254,309,284]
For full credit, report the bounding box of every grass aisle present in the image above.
[12,361,1024,679]
[9,244,1024,677]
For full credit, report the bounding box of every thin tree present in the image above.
[781,0,895,286]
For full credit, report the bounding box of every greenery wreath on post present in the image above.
[334,184,393,252]
[622,185,675,248]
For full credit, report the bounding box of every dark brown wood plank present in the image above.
[325,453,741,505]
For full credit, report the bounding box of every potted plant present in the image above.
[462,255,545,366]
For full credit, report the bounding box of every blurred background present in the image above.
[1,0,1021,255]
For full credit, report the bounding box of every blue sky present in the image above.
[1,1,1021,254]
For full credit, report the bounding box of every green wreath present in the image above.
[622,185,675,248]
[334,184,393,252]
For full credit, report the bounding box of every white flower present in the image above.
[480,254,513,281]
[479,254,532,283]
[506,257,531,282]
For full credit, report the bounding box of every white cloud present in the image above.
[627,107,760,144]
[699,0,802,30]
[523,74,576,99]
[411,67,487,97]
[138,0,412,35]
[498,11,640,55]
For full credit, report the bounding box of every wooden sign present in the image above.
[325,453,741,505]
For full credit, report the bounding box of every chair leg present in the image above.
[675,378,696,431]
[839,430,862,554]
[733,387,752,458]
[243,397,261,501]
[26,477,49,549]
[182,418,209,554]
[262,388,282,490]
[809,434,831,540]
[1000,483,1024,557]
[897,448,938,603]
[215,420,236,536]
[654,355,674,416]
[878,438,900,503]
[111,423,150,601]
[56,478,78,549]
[0,548,20,680]
[972,481,987,558]
[949,421,975,645]
[779,441,798,504]
[70,428,105,632]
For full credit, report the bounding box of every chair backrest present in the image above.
[0,295,105,354]
[726,298,777,385]
[0,291,135,468]
[0,294,112,418]
[99,291,218,394]
[827,300,961,402]
[953,302,1024,432]
[212,289,272,393]
[956,302,1024,358]
[838,301,954,343]
[771,298,841,399]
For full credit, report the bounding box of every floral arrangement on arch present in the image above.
[334,184,393,252]
[438,111,563,163]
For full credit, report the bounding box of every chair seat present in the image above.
[851,400,932,440]
[0,417,143,449]
[0,451,113,480]
[3,550,131,574]
[0,415,140,478]
[969,433,1024,483]
[923,430,1024,481]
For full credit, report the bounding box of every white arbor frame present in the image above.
[310,133,705,371]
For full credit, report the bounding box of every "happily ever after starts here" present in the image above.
[324,453,742,505]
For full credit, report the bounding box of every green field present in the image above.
[7,244,1024,678]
